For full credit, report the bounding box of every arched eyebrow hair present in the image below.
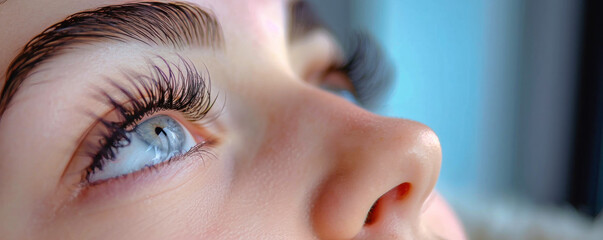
[0,1,223,117]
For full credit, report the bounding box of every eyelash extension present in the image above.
[336,33,394,108]
[85,56,214,179]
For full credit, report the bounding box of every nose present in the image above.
[303,88,442,239]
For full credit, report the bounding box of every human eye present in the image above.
[87,114,197,183]
[78,57,215,185]
[320,33,393,108]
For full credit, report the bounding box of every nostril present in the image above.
[364,182,411,225]
[396,182,411,200]
[364,183,412,225]
[364,199,380,225]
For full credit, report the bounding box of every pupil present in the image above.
[154,127,164,136]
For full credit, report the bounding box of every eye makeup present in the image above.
[82,56,215,184]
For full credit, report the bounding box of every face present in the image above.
[0,0,465,239]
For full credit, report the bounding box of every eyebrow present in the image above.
[0,1,223,117]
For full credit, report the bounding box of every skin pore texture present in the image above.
[0,0,465,239]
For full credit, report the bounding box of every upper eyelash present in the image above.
[85,56,214,177]
[336,33,394,108]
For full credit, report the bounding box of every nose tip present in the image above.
[405,121,442,199]
[355,120,443,238]
[375,119,442,215]
[406,121,442,203]
[310,109,443,239]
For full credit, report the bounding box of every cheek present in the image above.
[421,193,466,239]
[47,155,232,239]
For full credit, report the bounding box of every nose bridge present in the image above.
[299,87,442,239]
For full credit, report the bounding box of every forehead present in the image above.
[0,0,289,90]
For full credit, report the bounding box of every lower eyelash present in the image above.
[84,56,215,180]
[337,33,394,108]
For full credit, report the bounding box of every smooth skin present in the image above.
[0,0,465,239]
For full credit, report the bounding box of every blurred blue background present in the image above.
[348,0,488,195]
[308,0,603,238]
[310,0,581,201]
